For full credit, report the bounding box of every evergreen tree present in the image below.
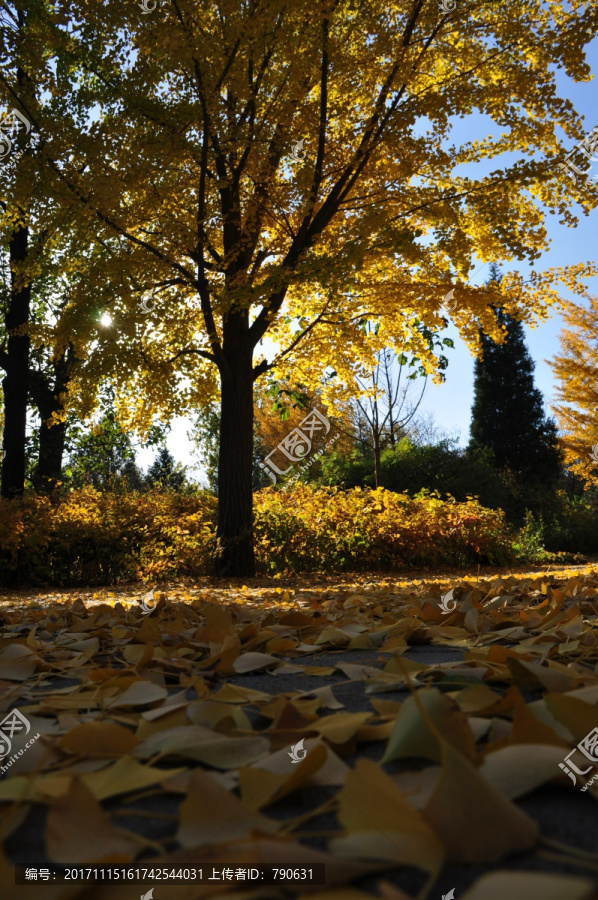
[145,448,187,491]
[469,265,562,488]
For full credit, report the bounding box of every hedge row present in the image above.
[0,485,514,586]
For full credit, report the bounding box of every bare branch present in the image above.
[252,297,333,381]
[167,347,216,365]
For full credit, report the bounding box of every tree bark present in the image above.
[35,415,66,492]
[2,223,31,499]
[29,350,74,493]
[29,376,66,494]
[214,328,255,576]
[373,430,382,489]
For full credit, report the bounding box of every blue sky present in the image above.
[419,32,598,447]
[139,31,598,479]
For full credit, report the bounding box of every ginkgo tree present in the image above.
[0,0,110,497]
[0,1,36,497]
[8,0,598,574]
[550,291,598,487]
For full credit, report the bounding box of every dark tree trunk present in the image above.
[373,430,382,489]
[29,351,74,493]
[214,329,255,577]
[35,416,66,492]
[2,224,31,499]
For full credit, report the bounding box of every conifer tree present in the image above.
[469,265,562,487]
[145,447,187,491]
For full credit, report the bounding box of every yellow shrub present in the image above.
[0,485,513,586]
[254,484,513,572]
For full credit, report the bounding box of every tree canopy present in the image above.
[2,0,597,572]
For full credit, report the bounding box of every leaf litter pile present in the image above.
[1,567,598,900]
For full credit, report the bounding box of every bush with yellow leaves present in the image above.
[254,484,514,574]
[0,484,514,586]
[0,488,218,586]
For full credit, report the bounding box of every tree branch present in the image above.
[251,297,333,380]
[167,347,217,365]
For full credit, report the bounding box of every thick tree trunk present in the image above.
[214,340,256,577]
[34,415,66,492]
[2,224,31,499]
[30,353,73,493]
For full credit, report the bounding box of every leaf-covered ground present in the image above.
[1,565,598,899]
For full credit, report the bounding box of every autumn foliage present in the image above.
[0,486,514,586]
[550,294,598,485]
[3,0,596,573]
[0,489,217,586]
[254,485,513,574]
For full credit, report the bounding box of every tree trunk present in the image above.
[34,415,66,493]
[2,224,31,499]
[29,353,74,493]
[373,431,381,489]
[214,337,256,577]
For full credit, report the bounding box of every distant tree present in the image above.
[145,447,187,491]
[191,404,220,494]
[191,382,346,493]
[319,433,511,511]
[66,409,144,491]
[254,382,314,488]
[349,321,452,487]
[318,445,375,490]
[253,380,355,489]
[381,437,511,510]
[469,265,562,489]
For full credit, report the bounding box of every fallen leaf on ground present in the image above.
[176,768,279,848]
[422,740,539,862]
[331,758,444,871]
[46,778,142,862]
